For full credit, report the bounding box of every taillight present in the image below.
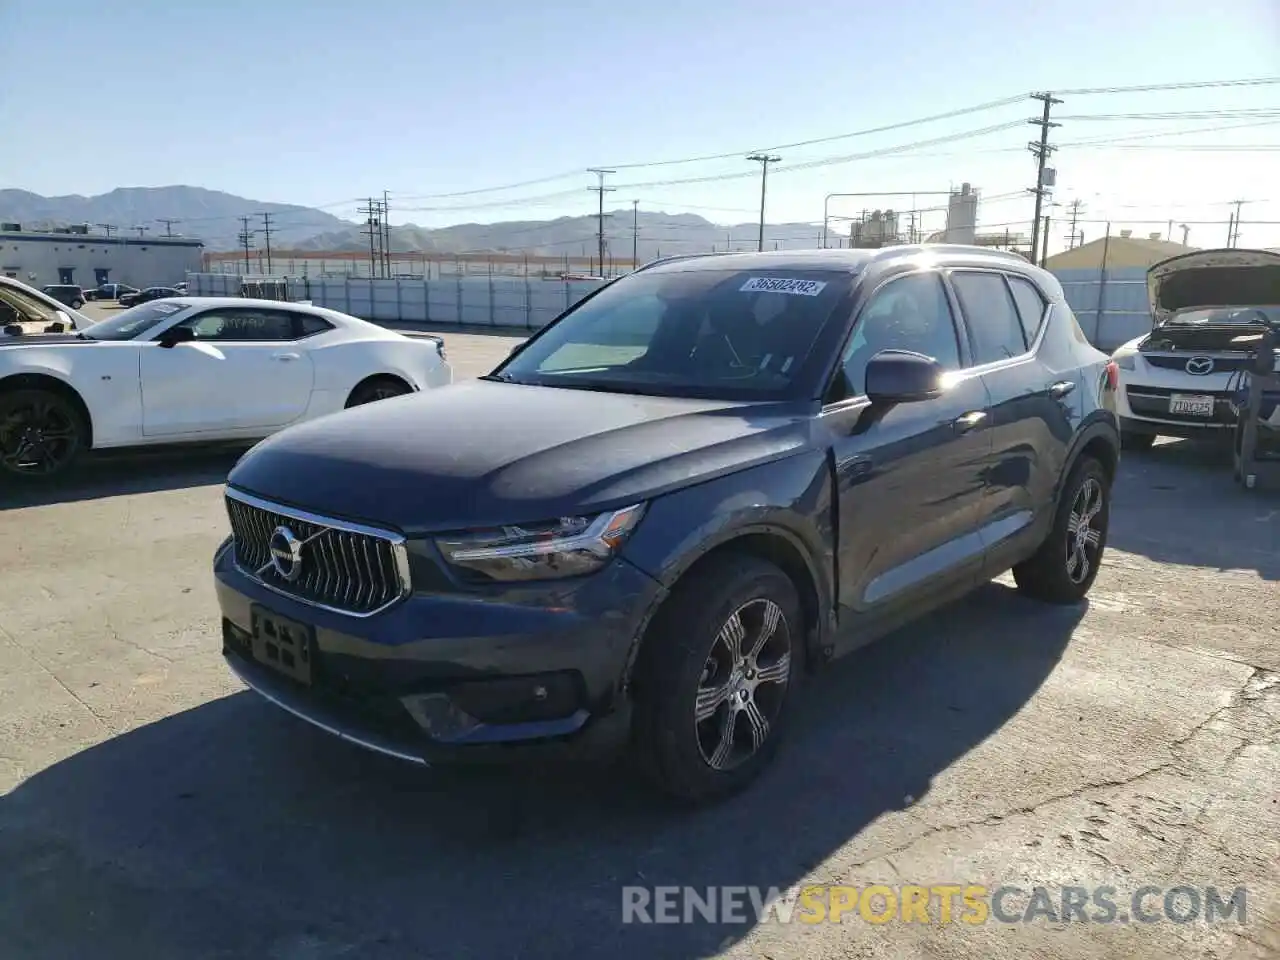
[1104,361,1119,391]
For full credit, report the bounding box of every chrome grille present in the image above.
[225,490,410,616]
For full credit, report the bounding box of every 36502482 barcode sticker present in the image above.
[739,277,828,296]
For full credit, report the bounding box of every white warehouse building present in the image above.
[0,224,204,290]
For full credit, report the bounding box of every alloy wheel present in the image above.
[1065,476,1105,584]
[694,598,792,771]
[0,397,78,476]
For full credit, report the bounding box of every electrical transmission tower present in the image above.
[587,169,615,275]
[156,218,181,238]
[237,216,256,273]
[1027,92,1062,260]
[256,212,274,274]
[359,198,386,278]
[95,223,117,239]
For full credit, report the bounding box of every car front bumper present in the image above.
[214,541,665,765]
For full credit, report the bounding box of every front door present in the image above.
[826,269,992,648]
[139,307,315,437]
[58,268,74,285]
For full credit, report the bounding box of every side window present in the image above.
[950,272,1027,365]
[837,272,961,398]
[298,313,334,337]
[1006,275,1048,345]
[178,309,296,341]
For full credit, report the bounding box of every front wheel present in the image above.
[1013,456,1110,604]
[0,388,88,481]
[631,554,804,805]
[70,299,84,310]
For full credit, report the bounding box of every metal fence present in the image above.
[188,272,607,331]
[1054,267,1152,351]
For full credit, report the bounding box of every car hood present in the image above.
[227,379,813,534]
[1147,248,1280,321]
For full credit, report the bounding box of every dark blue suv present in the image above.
[213,246,1120,804]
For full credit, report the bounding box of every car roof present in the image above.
[168,296,358,323]
[640,244,1039,276]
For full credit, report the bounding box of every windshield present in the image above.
[1166,306,1280,326]
[494,267,852,400]
[82,300,189,340]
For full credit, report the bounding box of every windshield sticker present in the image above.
[152,303,183,314]
[739,277,827,297]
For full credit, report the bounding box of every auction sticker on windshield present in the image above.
[739,277,828,296]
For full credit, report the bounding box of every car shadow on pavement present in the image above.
[2,581,1082,959]
[1107,440,1280,580]
[0,447,245,510]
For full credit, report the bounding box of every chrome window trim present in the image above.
[225,487,412,618]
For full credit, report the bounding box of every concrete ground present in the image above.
[0,317,1277,959]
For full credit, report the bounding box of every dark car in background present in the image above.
[84,283,140,301]
[40,284,86,309]
[118,285,181,308]
[212,246,1120,804]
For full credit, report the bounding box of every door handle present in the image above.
[953,411,986,433]
[272,352,301,362]
[1049,380,1076,398]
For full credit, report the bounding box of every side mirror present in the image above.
[157,325,196,348]
[864,350,945,404]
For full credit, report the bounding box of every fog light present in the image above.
[400,693,481,740]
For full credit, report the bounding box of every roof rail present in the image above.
[632,251,732,274]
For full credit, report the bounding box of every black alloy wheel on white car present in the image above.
[0,388,88,480]
[345,376,413,407]
[631,553,804,804]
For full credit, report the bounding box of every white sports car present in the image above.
[0,296,452,479]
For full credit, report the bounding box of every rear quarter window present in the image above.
[1006,275,1048,345]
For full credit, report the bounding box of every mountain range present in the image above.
[0,186,826,261]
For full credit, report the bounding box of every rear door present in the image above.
[138,307,315,437]
[948,270,1074,562]
[827,269,993,646]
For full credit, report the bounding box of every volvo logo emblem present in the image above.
[268,525,305,581]
[1185,357,1215,376]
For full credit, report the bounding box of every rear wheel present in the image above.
[1120,430,1155,451]
[1013,456,1110,604]
[345,375,412,408]
[0,388,88,481]
[631,554,804,805]
[70,299,84,310]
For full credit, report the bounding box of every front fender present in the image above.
[621,449,835,646]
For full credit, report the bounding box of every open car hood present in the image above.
[1147,248,1280,323]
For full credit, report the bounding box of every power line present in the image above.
[382,190,392,277]
[587,169,614,274]
[237,216,255,272]
[1056,76,1280,95]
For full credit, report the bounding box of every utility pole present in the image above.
[382,190,392,277]
[747,154,781,252]
[238,216,255,273]
[132,225,150,239]
[1027,92,1062,262]
[631,199,639,269]
[359,198,382,278]
[257,212,274,274]
[587,169,615,277]
[1066,199,1085,249]
[1180,223,1190,246]
[156,218,180,238]
[95,223,116,239]
[1229,199,1246,247]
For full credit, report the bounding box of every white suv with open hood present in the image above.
[1112,248,1280,449]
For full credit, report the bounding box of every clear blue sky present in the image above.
[3,0,1278,251]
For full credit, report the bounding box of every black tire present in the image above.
[0,388,88,481]
[345,376,412,408]
[1120,430,1155,451]
[70,299,84,310]
[1013,456,1110,604]
[631,553,805,805]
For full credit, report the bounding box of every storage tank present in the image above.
[945,183,978,244]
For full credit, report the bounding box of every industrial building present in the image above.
[0,224,204,290]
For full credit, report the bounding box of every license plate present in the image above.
[1169,394,1215,417]
[249,604,315,686]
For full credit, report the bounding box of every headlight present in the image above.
[1114,352,1137,370]
[435,504,646,583]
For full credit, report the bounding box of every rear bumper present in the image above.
[214,542,663,765]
